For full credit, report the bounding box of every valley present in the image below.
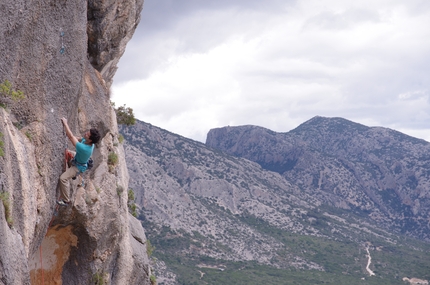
[119,118,430,284]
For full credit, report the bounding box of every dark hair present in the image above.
[89,128,101,144]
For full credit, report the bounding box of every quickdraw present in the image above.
[60,28,65,54]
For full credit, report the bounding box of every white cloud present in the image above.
[113,0,430,142]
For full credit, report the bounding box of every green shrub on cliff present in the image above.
[0,192,13,228]
[0,133,4,157]
[0,80,25,108]
[91,270,106,285]
[150,274,157,285]
[127,188,138,217]
[111,102,136,126]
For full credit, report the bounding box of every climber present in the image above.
[57,117,100,206]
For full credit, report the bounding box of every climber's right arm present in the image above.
[61,117,79,147]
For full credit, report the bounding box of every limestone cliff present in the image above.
[206,116,430,240]
[0,0,149,284]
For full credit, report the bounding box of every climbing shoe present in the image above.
[56,200,70,207]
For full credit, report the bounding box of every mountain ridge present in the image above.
[120,117,430,284]
[206,116,430,240]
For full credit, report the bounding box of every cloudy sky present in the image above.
[112,0,430,143]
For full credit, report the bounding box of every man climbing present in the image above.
[57,117,100,206]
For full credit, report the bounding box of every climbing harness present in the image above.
[70,157,92,188]
[59,28,65,54]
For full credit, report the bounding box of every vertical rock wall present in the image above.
[0,0,148,284]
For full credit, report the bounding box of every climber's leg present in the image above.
[58,165,79,204]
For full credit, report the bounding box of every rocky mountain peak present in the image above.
[206,118,430,240]
[291,116,369,136]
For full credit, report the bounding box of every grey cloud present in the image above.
[115,0,295,83]
[138,0,292,35]
[303,9,381,31]
[404,0,430,16]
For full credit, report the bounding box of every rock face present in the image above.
[87,0,144,88]
[206,116,430,240]
[0,0,149,284]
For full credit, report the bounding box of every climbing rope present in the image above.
[38,25,67,283]
[40,203,59,285]
[39,245,45,285]
[38,124,67,284]
[64,124,68,171]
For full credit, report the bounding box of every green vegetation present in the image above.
[0,79,25,108]
[108,152,118,165]
[13,121,23,130]
[0,192,13,227]
[141,206,430,285]
[118,134,124,144]
[128,188,135,201]
[127,188,138,217]
[0,133,4,157]
[155,254,407,285]
[146,239,155,257]
[37,164,42,176]
[25,130,32,141]
[116,185,124,197]
[112,102,136,126]
[129,203,137,215]
[91,270,106,285]
[150,274,157,285]
[108,152,118,172]
[150,236,430,285]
